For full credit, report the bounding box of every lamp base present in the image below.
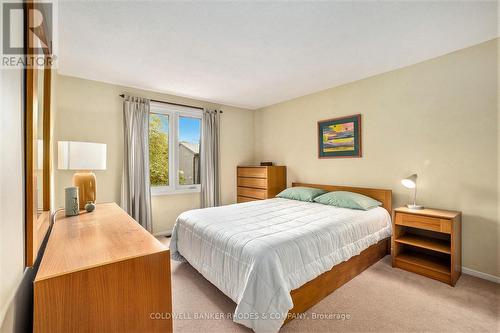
[73,171,96,209]
[406,204,424,210]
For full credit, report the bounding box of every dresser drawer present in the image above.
[237,167,267,178]
[237,187,267,200]
[237,177,268,189]
[395,213,451,234]
[237,196,261,203]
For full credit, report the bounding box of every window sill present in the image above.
[151,188,201,196]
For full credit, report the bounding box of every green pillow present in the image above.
[314,191,381,210]
[276,187,327,202]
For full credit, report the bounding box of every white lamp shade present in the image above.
[401,174,417,189]
[58,141,107,170]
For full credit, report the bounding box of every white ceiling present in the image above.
[58,1,498,109]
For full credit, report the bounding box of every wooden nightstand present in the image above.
[392,207,462,286]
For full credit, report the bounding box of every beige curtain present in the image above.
[121,95,153,232]
[200,109,221,208]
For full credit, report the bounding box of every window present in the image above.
[178,116,201,185]
[149,103,202,195]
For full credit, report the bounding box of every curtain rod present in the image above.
[119,94,223,113]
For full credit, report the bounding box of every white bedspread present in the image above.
[170,198,391,333]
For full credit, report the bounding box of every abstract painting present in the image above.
[318,114,362,158]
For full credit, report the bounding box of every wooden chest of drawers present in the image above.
[237,166,286,203]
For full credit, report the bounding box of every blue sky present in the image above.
[179,117,201,143]
[158,115,200,144]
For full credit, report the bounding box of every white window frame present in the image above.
[149,102,202,196]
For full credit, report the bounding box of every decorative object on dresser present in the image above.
[84,201,96,212]
[392,207,462,286]
[64,186,79,216]
[401,173,424,209]
[318,114,362,158]
[260,161,273,166]
[58,141,107,208]
[237,166,286,203]
[34,203,172,333]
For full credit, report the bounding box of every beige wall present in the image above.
[254,39,499,277]
[54,74,254,234]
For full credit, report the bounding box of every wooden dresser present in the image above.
[34,203,172,333]
[392,207,461,286]
[237,166,286,203]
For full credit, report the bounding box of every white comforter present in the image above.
[170,198,391,333]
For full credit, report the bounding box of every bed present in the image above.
[170,183,392,333]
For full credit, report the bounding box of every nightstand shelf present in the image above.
[395,234,451,254]
[392,207,461,286]
[395,249,450,275]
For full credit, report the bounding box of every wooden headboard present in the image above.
[292,182,392,213]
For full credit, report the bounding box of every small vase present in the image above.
[65,187,79,216]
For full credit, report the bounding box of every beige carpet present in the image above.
[158,237,499,332]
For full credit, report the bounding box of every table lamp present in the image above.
[401,173,424,210]
[58,141,107,209]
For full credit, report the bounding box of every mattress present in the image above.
[170,198,391,333]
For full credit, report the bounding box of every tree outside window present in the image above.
[149,113,169,186]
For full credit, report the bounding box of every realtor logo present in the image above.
[2,1,57,68]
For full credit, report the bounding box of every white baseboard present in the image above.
[153,230,172,237]
[462,266,500,284]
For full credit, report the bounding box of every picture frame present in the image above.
[317,114,362,158]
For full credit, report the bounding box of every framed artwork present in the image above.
[318,114,362,158]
